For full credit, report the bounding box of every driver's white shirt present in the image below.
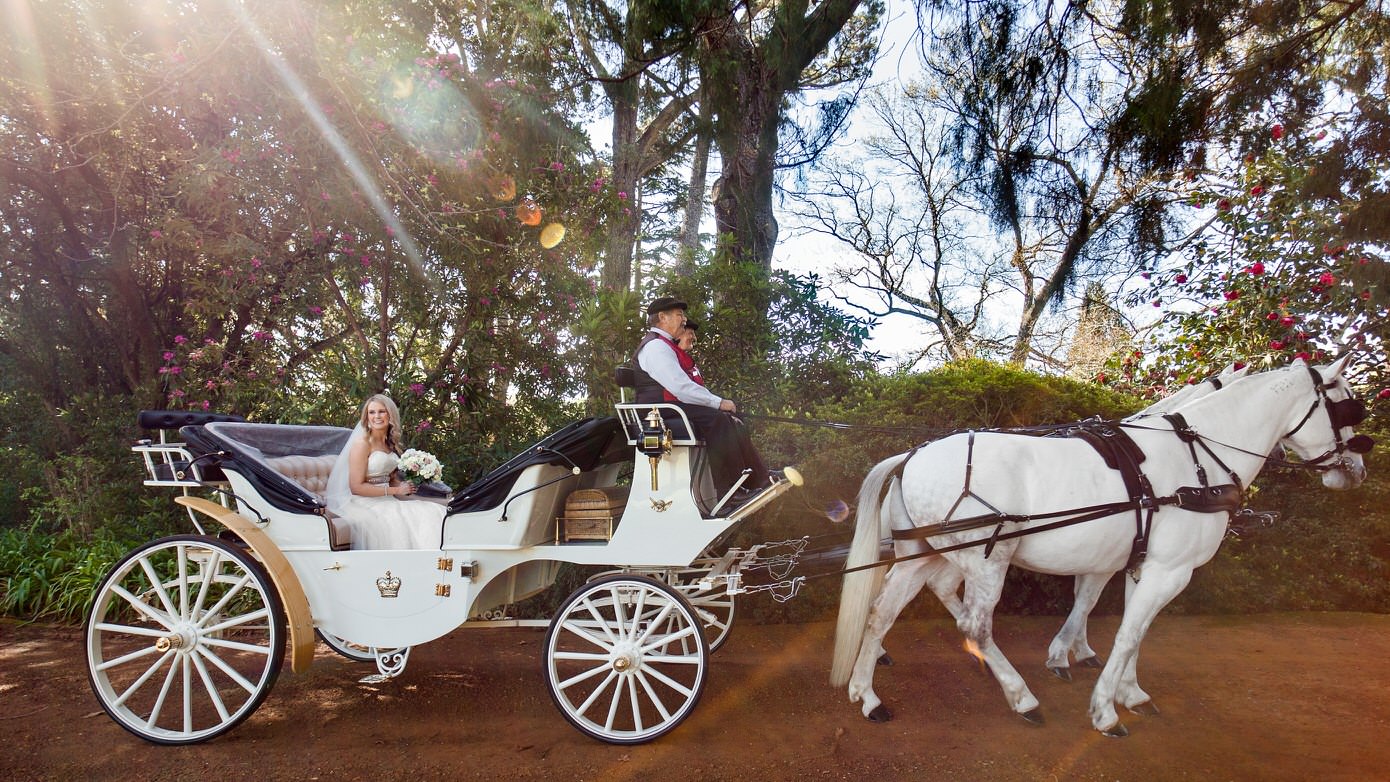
[636,327,724,409]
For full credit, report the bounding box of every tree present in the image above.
[695,0,883,270]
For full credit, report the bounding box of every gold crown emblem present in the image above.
[376,570,402,598]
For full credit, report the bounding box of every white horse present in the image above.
[868,364,1250,681]
[832,357,1369,735]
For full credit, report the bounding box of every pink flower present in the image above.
[1281,316,1295,326]
[1266,312,1279,321]
[1217,198,1232,211]
[1378,389,1390,401]
[174,335,188,345]
[149,229,163,239]
[1248,261,1265,275]
[617,191,628,200]
[1174,273,1187,284]
[163,351,176,361]
[549,161,564,171]
[1224,289,1241,301]
[416,420,432,432]
[1294,351,1311,360]
[251,257,263,269]
[307,305,323,316]
[1250,185,1264,196]
[409,383,425,396]
[1271,123,1284,140]
[1269,340,1285,350]
[1318,272,1336,287]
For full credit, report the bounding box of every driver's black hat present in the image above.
[646,296,688,316]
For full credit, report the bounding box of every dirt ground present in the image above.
[2,611,1388,781]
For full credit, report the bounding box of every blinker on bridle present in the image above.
[1283,365,1375,466]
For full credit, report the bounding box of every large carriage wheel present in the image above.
[544,574,709,744]
[316,631,407,665]
[85,535,286,745]
[587,563,736,653]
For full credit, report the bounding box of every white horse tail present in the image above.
[831,451,912,688]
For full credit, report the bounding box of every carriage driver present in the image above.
[633,296,773,501]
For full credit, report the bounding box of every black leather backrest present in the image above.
[614,365,636,388]
[137,410,246,430]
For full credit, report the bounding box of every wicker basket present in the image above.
[557,486,629,542]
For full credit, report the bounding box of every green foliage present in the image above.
[0,524,134,622]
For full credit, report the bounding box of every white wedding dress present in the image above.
[333,450,447,550]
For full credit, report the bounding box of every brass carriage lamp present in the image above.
[639,408,672,490]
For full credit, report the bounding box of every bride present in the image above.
[324,394,447,549]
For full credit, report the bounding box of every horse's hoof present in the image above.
[1020,708,1045,726]
[877,653,894,667]
[1048,665,1072,682]
[1101,722,1129,738]
[867,705,893,723]
[1128,701,1160,716]
[1076,655,1103,669]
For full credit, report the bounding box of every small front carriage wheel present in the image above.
[544,574,709,744]
[316,631,407,665]
[85,535,286,745]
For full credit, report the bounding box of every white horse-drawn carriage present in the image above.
[85,397,802,745]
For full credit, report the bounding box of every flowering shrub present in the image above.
[1116,121,1387,395]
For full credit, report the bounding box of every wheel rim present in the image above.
[316,631,406,665]
[544,575,708,744]
[86,536,285,745]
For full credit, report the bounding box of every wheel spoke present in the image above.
[202,607,270,637]
[108,584,174,630]
[557,659,612,691]
[177,546,190,619]
[200,636,273,656]
[113,650,176,708]
[638,662,695,698]
[634,670,672,722]
[196,572,256,629]
[191,651,232,722]
[641,622,697,655]
[143,652,179,728]
[559,618,612,652]
[196,646,261,694]
[626,675,642,733]
[573,670,618,716]
[96,643,162,673]
[580,597,620,646]
[189,548,222,620]
[138,557,180,621]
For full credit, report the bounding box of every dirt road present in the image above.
[3,612,1388,781]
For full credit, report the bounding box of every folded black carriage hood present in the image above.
[448,416,628,514]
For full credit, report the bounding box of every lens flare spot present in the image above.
[488,175,516,201]
[516,197,542,226]
[825,499,850,524]
[539,222,566,248]
[390,74,414,99]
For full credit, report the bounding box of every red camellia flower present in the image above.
[1250,185,1264,196]
[1378,388,1390,401]
[1269,340,1285,350]
[1294,352,1311,360]
[1266,312,1279,320]
[1224,289,1241,300]
[1217,198,1233,211]
[1174,273,1187,284]
[1281,316,1295,326]
[1318,272,1336,286]
[1233,361,1246,370]
[1271,123,1284,140]
[1249,261,1265,275]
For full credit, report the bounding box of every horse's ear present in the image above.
[1327,352,1355,378]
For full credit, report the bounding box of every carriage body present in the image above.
[90,405,798,746]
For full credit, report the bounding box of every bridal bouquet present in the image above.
[398,449,443,485]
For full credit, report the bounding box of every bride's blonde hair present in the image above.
[358,394,403,453]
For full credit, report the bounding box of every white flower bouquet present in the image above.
[398,448,443,485]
